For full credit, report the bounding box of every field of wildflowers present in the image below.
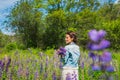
[0,48,120,80]
[0,29,120,80]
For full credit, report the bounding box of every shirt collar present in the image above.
[70,42,75,45]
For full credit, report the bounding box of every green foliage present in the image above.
[3,0,120,50]
[0,31,3,47]
[17,43,26,50]
[5,0,44,48]
[43,9,67,49]
[5,42,17,52]
[44,48,55,56]
[97,20,120,50]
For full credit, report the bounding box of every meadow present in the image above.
[0,48,120,80]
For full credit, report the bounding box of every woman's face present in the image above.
[65,34,73,44]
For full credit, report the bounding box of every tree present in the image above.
[5,0,44,48]
[42,0,100,49]
[43,10,67,49]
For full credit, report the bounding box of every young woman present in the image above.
[59,31,80,80]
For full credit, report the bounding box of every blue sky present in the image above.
[0,0,118,35]
[0,0,19,35]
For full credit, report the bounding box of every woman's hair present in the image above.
[66,31,77,43]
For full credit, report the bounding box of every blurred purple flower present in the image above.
[88,52,98,62]
[89,52,95,58]
[17,67,22,78]
[45,56,49,67]
[87,39,110,50]
[0,60,4,78]
[88,29,114,73]
[88,29,106,42]
[106,65,114,72]
[52,72,57,80]
[0,60,4,70]
[81,62,84,68]
[88,29,99,42]
[91,64,101,71]
[100,64,107,71]
[100,51,112,63]
[99,39,110,50]
[98,30,106,39]
[87,42,99,50]
[44,72,48,79]
[57,47,66,55]
[6,58,11,72]
[59,62,63,69]
[34,71,39,80]
[9,73,12,80]
[26,67,29,78]
[40,63,43,73]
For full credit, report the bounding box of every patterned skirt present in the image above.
[61,67,79,80]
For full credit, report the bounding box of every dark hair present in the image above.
[66,31,77,43]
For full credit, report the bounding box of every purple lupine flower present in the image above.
[88,52,98,62]
[57,47,66,55]
[44,72,48,79]
[88,29,99,42]
[100,64,107,71]
[9,72,12,80]
[0,60,4,70]
[91,64,101,71]
[54,62,57,68]
[40,63,43,73]
[17,67,22,78]
[59,62,63,69]
[100,51,112,63]
[26,67,29,78]
[81,62,84,68]
[52,72,57,80]
[99,39,110,50]
[66,73,72,80]
[87,43,99,50]
[0,60,4,78]
[88,29,106,42]
[106,65,114,72]
[6,58,11,72]
[88,29,114,73]
[87,42,102,51]
[98,30,106,39]
[45,56,49,67]
[34,71,39,80]
[87,39,110,50]
[89,52,95,58]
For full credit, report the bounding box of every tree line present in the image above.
[1,0,120,51]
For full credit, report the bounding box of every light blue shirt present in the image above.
[61,42,80,67]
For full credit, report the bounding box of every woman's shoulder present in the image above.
[65,42,79,50]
